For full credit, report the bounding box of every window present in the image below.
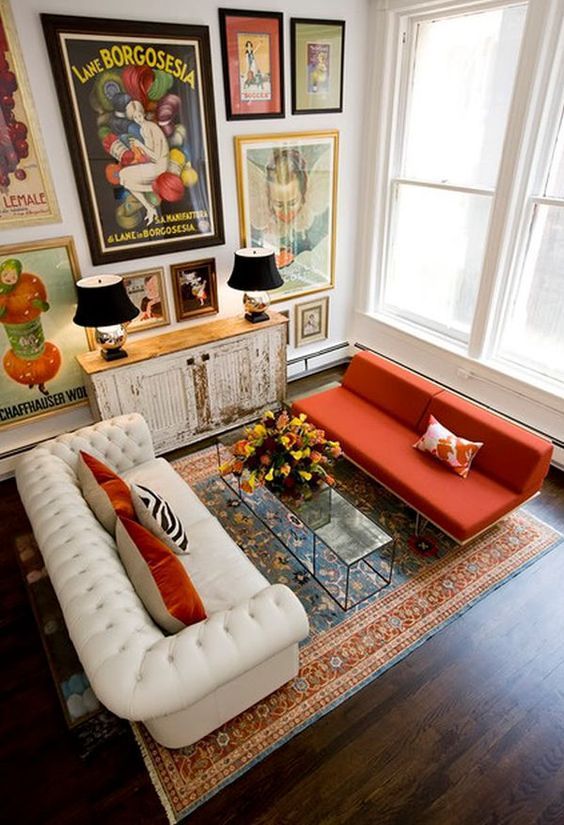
[495,104,564,384]
[380,4,527,341]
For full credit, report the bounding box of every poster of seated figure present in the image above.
[235,131,338,302]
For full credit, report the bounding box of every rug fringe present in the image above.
[130,722,178,825]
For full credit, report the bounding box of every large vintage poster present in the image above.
[235,131,339,302]
[41,16,224,265]
[0,237,89,429]
[0,0,60,227]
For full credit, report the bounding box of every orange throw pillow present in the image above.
[116,517,206,633]
[77,451,135,534]
[414,415,483,479]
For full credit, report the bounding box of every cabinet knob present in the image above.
[186,357,194,366]
[202,353,210,362]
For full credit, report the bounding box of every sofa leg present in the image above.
[415,512,429,536]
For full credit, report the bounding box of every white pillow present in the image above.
[130,483,189,555]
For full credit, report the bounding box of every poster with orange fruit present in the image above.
[0,237,90,428]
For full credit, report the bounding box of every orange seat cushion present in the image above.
[342,351,442,430]
[293,389,527,542]
[426,393,552,495]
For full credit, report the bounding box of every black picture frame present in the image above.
[218,8,285,121]
[290,18,345,115]
[41,14,225,265]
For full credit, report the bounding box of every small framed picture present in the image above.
[171,258,219,321]
[291,18,345,114]
[295,296,329,347]
[219,9,284,120]
[122,268,170,335]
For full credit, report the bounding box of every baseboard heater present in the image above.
[287,341,350,382]
[354,342,564,452]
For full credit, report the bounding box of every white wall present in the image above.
[0,0,369,476]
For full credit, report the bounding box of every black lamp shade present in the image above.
[73,275,139,327]
[227,248,283,291]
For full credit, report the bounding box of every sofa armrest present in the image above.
[90,583,310,721]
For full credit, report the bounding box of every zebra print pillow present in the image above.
[130,483,189,555]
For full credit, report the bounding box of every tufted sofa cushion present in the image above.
[16,414,309,726]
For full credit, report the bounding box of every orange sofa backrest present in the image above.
[342,351,442,430]
[425,392,553,494]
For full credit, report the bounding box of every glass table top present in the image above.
[217,423,393,568]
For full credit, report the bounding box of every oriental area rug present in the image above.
[130,448,561,823]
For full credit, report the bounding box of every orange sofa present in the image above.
[292,351,553,543]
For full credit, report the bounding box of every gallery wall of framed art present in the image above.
[0,0,368,475]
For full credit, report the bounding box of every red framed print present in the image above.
[218,9,284,120]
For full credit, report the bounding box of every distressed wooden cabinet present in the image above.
[76,314,287,454]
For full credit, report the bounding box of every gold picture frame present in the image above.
[0,237,91,430]
[122,267,170,335]
[0,0,60,227]
[235,130,339,302]
[295,295,329,347]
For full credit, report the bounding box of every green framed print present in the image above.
[0,237,90,429]
[41,15,224,265]
[291,18,345,114]
[0,0,60,227]
[235,130,339,302]
[123,266,170,334]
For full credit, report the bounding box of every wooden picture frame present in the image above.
[235,130,339,302]
[291,18,345,114]
[122,267,170,334]
[295,296,329,347]
[219,9,284,120]
[0,237,91,429]
[0,0,60,227]
[171,258,218,321]
[41,14,224,265]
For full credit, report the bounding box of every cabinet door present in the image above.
[252,326,286,406]
[93,354,199,453]
[203,337,255,428]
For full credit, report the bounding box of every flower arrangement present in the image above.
[220,409,342,499]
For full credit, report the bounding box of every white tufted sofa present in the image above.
[16,413,309,748]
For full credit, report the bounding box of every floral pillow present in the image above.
[414,415,483,478]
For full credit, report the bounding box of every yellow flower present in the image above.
[265,467,274,482]
[248,472,258,490]
[299,413,307,422]
[219,461,232,475]
[302,447,311,458]
[290,417,302,428]
[264,410,274,419]
[253,423,267,438]
[244,443,255,457]
[290,449,303,460]
[280,463,291,476]
[280,435,291,447]
[299,470,312,481]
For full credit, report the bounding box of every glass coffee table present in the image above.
[216,428,395,610]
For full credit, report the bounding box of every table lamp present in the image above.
[73,274,139,361]
[227,247,283,323]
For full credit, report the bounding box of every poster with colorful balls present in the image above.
[0,1,60,227]
[41,16,224,265]
[0,237,90,429]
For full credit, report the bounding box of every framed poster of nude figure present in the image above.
[41,14,224,264]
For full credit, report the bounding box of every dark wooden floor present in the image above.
[2,367,563,825]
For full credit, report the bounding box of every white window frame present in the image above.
[358,0,564,398]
